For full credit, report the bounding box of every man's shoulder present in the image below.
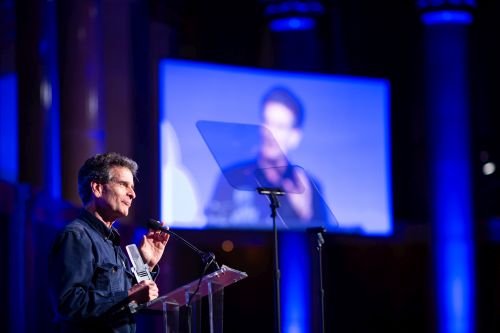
[50,218,95,253]
[65,216,90,231]
[56,217,94,241]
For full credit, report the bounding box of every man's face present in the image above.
[94,166,136,221]
[261,101,302,161]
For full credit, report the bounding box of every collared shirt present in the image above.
[49,209,137,333]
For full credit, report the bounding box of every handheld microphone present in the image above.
[147,219,219,270]
[125,244,152,282]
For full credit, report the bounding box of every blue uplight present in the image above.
[425,17,475,332]
[270,17,316,32]
[434,155,475,333]
[421,10,473,25]
[0,74,18,183]
[280,232,310,333]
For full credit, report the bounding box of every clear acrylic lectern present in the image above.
[145,265,247,333]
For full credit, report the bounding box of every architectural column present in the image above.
[418,1,476,332]
[16,0,61,198]
[11,1,62,331]
[16,0,45,188]
[59,0,105,204]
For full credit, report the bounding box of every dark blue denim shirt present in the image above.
[49,209,143,333]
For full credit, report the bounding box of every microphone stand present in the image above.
[257,187,284,333]
[148,219,219,269]
[308,227,326,333]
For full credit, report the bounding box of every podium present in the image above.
[145,265,247,333]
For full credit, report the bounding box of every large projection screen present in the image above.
[159,59,392,235]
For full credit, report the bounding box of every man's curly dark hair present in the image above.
[77,152,138,205]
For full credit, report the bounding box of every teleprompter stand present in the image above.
[257,187,285,333]
[145,265,247,333]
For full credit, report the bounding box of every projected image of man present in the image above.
[205,86,330,228]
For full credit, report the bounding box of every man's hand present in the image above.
[139,223,170,270]
[128,280,159,303]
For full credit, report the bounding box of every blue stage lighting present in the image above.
[270,17,316,31]
[280,232,311,333]
[424,15,475,331]
[421,10,473,25]
[0,74,18,183]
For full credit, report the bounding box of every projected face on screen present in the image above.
[159,59,392,235]
[260,87,303,161]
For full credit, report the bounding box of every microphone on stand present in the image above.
[146,219,220,270]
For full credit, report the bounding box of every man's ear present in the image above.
[90,181,104,198]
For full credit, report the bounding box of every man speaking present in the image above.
[49,152,170,332]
